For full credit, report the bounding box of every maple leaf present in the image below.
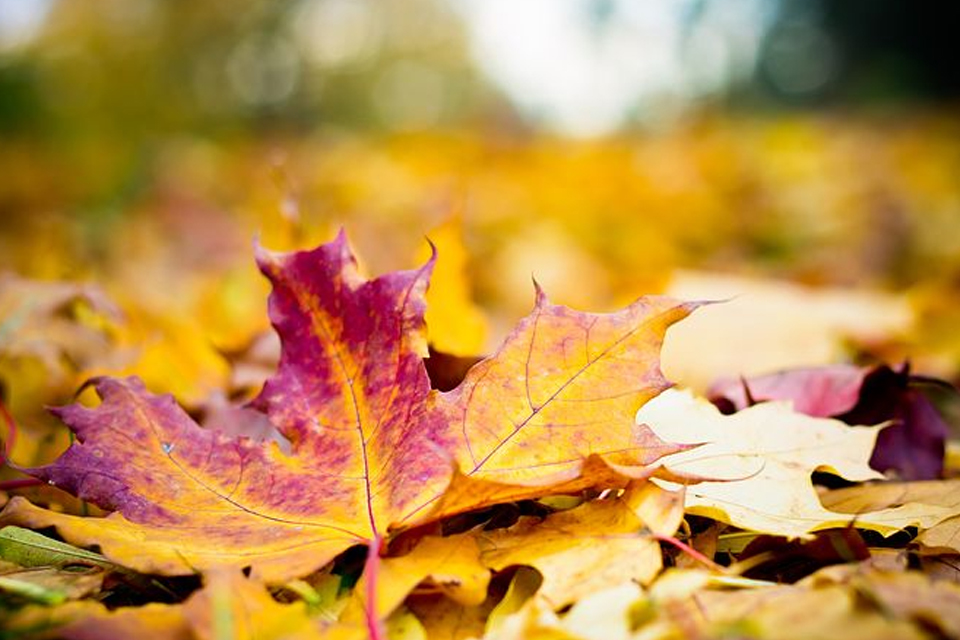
[708,365,868,418]
[343,483,684,624]
[641,389,960,539]
[0,274,122,467]
[407,593,493,640]
[475,483,683,609]
[819,479,960,541]
[0,231,696,589]
[0,273,121,382]
[340,532,490,626]
[483,580,643,640]
[709,363,950,480]
[638,389,888,537]
[918,514,960,555]
[660,272,913,390]
[184,568,337,640]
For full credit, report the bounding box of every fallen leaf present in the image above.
[342,533,489,624]
[819,478,960,513]
[919,555,960,583]
[483,581,644,640]
[855,570,960,639]
[0,274,122,467]
[414,285,696,522]
[839,365,950,480]
[692,583,927,640]
[183,568,334,640]
[407,593,494,640]
[819,479,960,540]
[660,271,913,390]
[709,363,950,480]
[1,600,192,640]
[638,389,887,537]
[622,568,925,640]
[0,526,119,572]
[0,232,695,588]
[800,566,960,640]
[0,273,121,382]
[481,568,559,640]
[0,563,103,604]
[1,569,334,640]
[560,582,643,640]
[477,484,682,608]
[708,365,867,417]
[383,607,429,640]
[0,377,364,582]
[918,516,960,555]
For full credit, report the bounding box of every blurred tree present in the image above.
[755,0,960,104]
[0,0,506,223]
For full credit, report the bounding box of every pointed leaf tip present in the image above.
[252,239,284,272]
[532,277,548,307]
[331,226,354,262]
[414,239,438,283]
[422,236,439,262]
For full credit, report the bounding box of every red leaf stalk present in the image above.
[652,533,725,572]
[365,534,386,640]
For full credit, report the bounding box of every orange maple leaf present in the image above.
[1,231,696,594]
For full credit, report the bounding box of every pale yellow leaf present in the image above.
[820,480,960,541]
[343,533,490,624]
[477,485,681,609]
[661,272,913,390]
[639,389,886,537]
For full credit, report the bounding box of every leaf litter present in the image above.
[0,230,959,640]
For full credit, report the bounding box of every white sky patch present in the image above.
[451,0,765,136]
[0,0,54,53]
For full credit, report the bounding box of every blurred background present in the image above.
[1,0,960,439]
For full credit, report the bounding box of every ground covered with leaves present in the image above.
[1,228,959,640]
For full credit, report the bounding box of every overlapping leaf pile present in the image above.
[1,232,959,640]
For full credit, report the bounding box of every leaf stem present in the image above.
[0,478,43,491]
[652,533,725,572]
[364,534,386,640]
